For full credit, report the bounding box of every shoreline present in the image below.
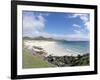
[24,40,83,57]
[23,40,89,67]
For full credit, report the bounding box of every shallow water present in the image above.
[57,41,89,55]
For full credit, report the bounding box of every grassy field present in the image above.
[22,47,56,69]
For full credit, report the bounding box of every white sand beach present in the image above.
[24,40,81,56]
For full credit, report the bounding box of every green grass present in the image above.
[22,47,56,69]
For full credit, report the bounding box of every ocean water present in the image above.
[57,41,90,55]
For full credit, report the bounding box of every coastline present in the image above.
[23,40,89,67]
[24,40,81,56]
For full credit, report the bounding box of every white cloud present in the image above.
[70,13,90,31]
[65,33,89,41]
[73,24,81,28]
[74,30,81,34]
[70,14,88,22]
[84,21,90,31]
[23,12,46,37]
[39,13,49,16]
[73,24,86,37]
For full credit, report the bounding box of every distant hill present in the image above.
[32,36,56,41]
[23,36,66,41]
[23,37,33,40]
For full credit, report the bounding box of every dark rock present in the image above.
[45,53,89,67]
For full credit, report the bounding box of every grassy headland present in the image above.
[22,46,56,68]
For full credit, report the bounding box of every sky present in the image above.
[22,11,90,41]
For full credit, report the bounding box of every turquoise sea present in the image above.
[57,41,89,55]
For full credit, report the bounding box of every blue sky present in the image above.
[22,11,90,41]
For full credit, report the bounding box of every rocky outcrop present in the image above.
[45,54,89,67]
